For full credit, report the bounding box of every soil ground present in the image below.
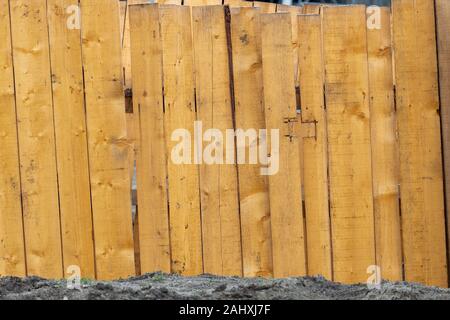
[1,273,450,300]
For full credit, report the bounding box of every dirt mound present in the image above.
[1,273,449,300]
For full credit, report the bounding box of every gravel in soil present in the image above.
[1,273,449,300]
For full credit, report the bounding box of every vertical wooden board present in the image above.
[157,0,182,4]
[0,0,26,277]
[253,1,276,13]
[192,5,242,276]
[185,0,222,5]
[224,0,252,7]
[47,0,95,279]
[436,0,450,276]
[119,0,127,45]
[129,3,171,274]
[160,4,203,275]
[277,5,304,192]
[297,14,332,280]
[302,3,321,14]
[80,0,135,280]
[123,0,148,90]
[122,0,147,189]
[366,7,402,282]
[10,0,63,279]
[276,5,302,87]
[322,5,376,284]
[392,0,448,287]
[261,13,306,278]
[230,7,273,277]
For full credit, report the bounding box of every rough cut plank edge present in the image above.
[298,13,333,281]
[366,6,403,282]
[129,3,171,275]
[47,0,96,279]
[80,0,136,281]
[229,7,274,278]
[0,0,27,277]
[261,12,307,278]
[392,0,448,287]
[322,5,376,284]
[435,0,450,285]
[10,0,64,279]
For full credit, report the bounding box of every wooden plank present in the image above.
[157,0,182,4]
[276,5,302,87]
[192,5,242,276]
[322,5,376,284]
[297,14,332,280]
[277,5,304,192]
[392,0,448,287]
[261,12,306,278]
[122,0,147,191]
[119,0,127,45]
[10,0,63,279]
[253,1,276,13]
[435,0,450,277]
[184,0,222,5]
[0,0,26,277]
[230,7,273,277]
[302,3,321,14]
[366,7,402,282]
[80,0,135,280]
[123,0,148,90]
[47,0,96,279]
[160,4,203,275]
[129,3,171,274]
[224,0,252,7]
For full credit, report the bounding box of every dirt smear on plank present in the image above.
[1,273,450,300]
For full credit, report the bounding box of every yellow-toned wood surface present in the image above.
[0,0,26,277]
[261,12,306,278]
[322,5,376,284]
[366,6,402,282]
[10,0,63,279]
[392,0,448,287]
[435,0,450,278]
[160,4,203,275]
[129,3,171,274]
[80,0,135,280]
[47,0,96,279]
[192,5,243,276]
[230,7,273,277]
[298,14,332,280]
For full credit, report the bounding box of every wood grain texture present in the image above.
[276,4,302,87]
[224,0,252,7]
[10,0,63,279]
[160,4,203,276]
[192,5,242,276]
[122,0,146,196]
[129,3,171,274]
[80,0,135,280]
[298,14,332,280]
[47,0,96,279]
[253,1,276,13]
[0,0,26,277]
[302,3,321,14]
[366,7,402,282]
[435,0,450,278]
[157,0,182,4]
[322,5,376,284]
[392,0,448,287]
[261,12,306,278]
[230,7,273,277]
[184,0,222,5]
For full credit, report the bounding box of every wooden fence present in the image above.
[1,0,450,288]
